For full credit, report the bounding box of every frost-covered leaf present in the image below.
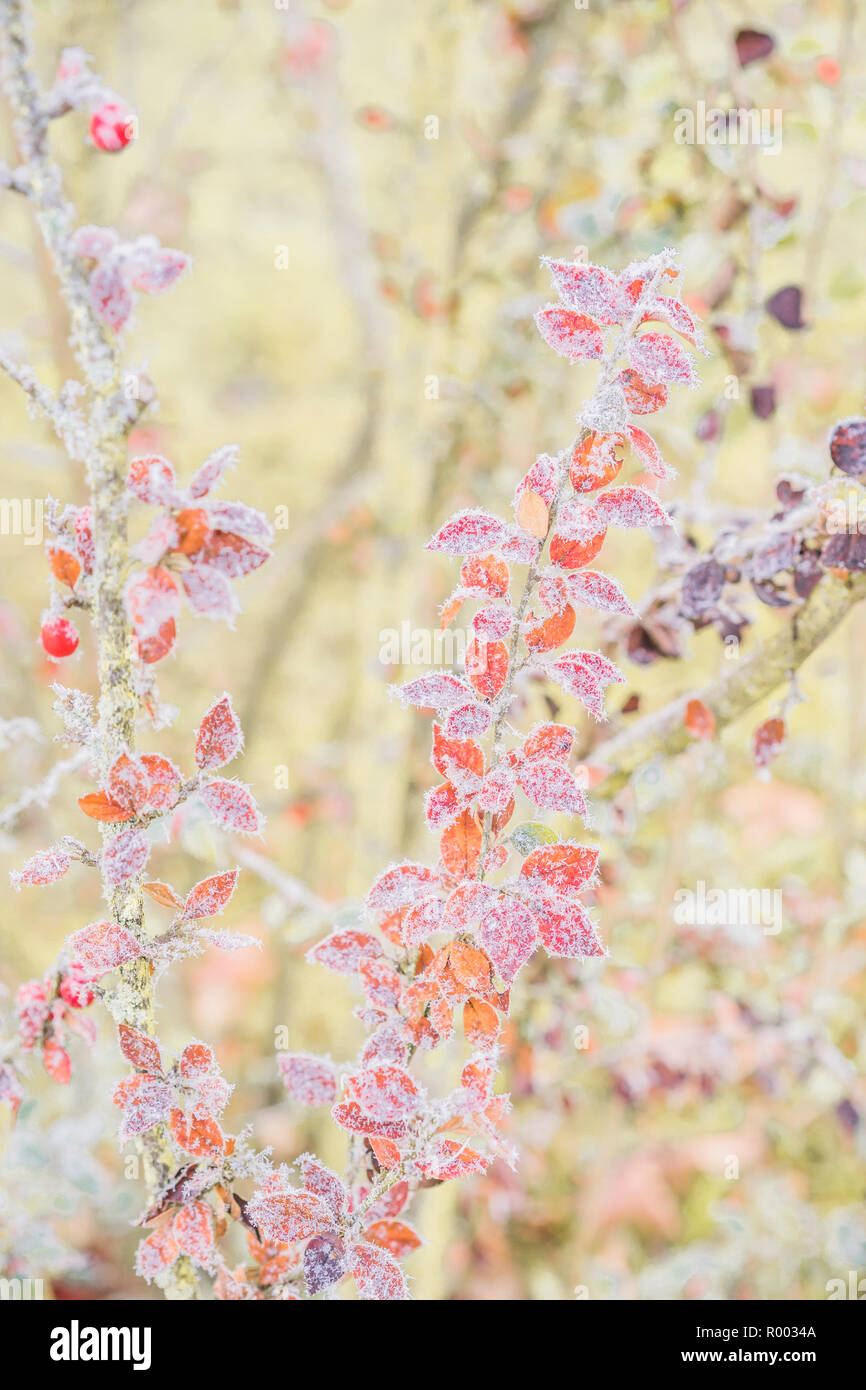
[11,846,71,891]
[200,779,263,834]
[367,861,437,913]
[135,1226,179,1283]
[466,637,508,700]
[417,1138,490,1182]
[594,485,673,530]
[172,1202,214,1265]
[126,566,181,639]
[639,296,699,346]
[479,898,537,982]
[564,569,636,616]
[569,432,625,492]
[627,425,674,481]
[70,920,141,977]
[247,1184,333,1245]
[197,530,270,578]
[188,444,240,499]
[535,306,604,360]
[278,1052,336,1106]
[392,671,473,712]
[195,693,243,770]
[463,998,500,1049]
[753,716,786,770]
[829,418,866,477]
[331,1100,408,1140]
[629,332,696,387]
[542,259,626,325]
[181,564,239,623]
[102,827,150,886]
[169,1108,225,1158]
[514,453,558,508]
[179,1041,215,1079]
[350,1242,409,1300]
[304,1233,347,1295]
[445,702,492,738]
[616,368,668,415]
[89,254,133,332]
[459,553,509,598]
[112,1073,173,1143]
[402,893,446,947]
[518,758,587,819]
[427,509,505,557]
[519,842,599,895]
[345,1064,421,1121]
[523,722,575,763]
[365,1220,422,1258]
[534,897,605,958]
[118,1023,162,1073]
[549,502,606,570]
[182,869,239,920]
[127,455,178,506]
[77,790,131,823]
[298,1154,349,1220]
[306,929,382,976]
[440,809,482,878]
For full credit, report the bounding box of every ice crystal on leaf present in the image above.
[10,845,71,890]
[278,1053,337,1107]
[69,920,141,978]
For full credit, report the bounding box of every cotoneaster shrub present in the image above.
[0,0,718,1301]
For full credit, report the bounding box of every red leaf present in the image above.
[345,1064,421,1121]
[181,564,239,622]
[136,1226,179,1283]
[198,530,270,577]
[108,751,150,813]
[366,862,437,914]
[127,455,177,505]
[518,758,587,819]
[459,553,509,598]
[479,898,537,982]
[569,433,625,492]
[520,842,599,895]
[182,869,239,920]
[102,827,150,886]
[350,1242,409,1300]
[332,1100,408,1140]
[195,694,243,770]
[306,929,382,976]
[118,1023,162,1073]
[753,716,786,770]
[564,569,635,616]
[10,846,71,890]
[169,1108,226,1158]
[427,509,505,557]
[466,637,508,700]
[629,332,695,386]
[393,671,473,711]
[43,1039,71,1085]
[535,307,604,360]
[178,1041,215,1079]
[200,778,262,834]
[172,1201,214,1264]
[535,897,605,958]
[139,754,181,812]
[593,485,673,530]
[278,1052,336,1106]
[70,920,141,978]
[542,259,626,324]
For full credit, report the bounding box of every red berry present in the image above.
[59,972,95,1009]
[89,101,135,153]
[41,617,79,658]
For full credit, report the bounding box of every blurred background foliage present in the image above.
[1,0,865,1299]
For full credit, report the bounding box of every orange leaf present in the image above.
[464,998,500,1048]
[143,880,184,909]
[440,809,482,878]
[78,790,134,823]
[364,1219,422,1258]
[466,638,508,700]
[448,942,492,994]
[48,547,81,589]
[516,489,549,540]
[684,698,715,740]
[525,604,576,654]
